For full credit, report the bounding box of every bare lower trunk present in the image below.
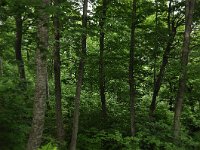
[99,0,108,120]
[129,0,136,137]
[46,73,50,109]
[53,0,65,142]
[69,0,88,150]
[15,13,26,80]
[173,0,195,141]
[27,0,49,149]
[69,60,84,150]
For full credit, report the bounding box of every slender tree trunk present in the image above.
[26,0,49,149]
[99,0,107,119]
[15,13,26,80]
[46,73,50,109]
[53,0,65,142]
[129,0,136,137]
[27,49,30,62]
[0,57,3,76]
[173,0,195,140]
[153,0,158,91]
[168,81,174,111]
[69,0,88,149]
[149,0,176,118]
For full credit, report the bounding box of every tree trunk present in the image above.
[149,0,176,118]
[173,0,195,140]
[53,0,65,143]
[168,81,174,111]
[46,73,50,109]
[15,13,26,80]
[99,0,107,120]
[26,0,49,149]
[153,0,158,92]
[69,0,88,150]
[129,0,136,137]
[0,57,3,76]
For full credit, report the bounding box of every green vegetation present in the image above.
[0,0,199,149]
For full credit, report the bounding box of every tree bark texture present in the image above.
[129,0,136,137]
[173,0,195,140]
[46,73,50,109]
[15,13,26,80]
[69,0,88,150]
[149,0,177,118]
[53,0,65,143]
[99,0,108,120]
[26,0,49,149]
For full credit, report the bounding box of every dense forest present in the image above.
[0,0,200,149]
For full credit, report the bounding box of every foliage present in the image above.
[0,77,33,149]
[38,142,58,150]
[0,0,200,149]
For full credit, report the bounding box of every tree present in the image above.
[69,0,88,149]
[99,0,108,120]
[1,0,200,149]
[153,0,158,97]
[15,11,26,81]
[149,0,178,117]
[173,0,195,140]
[53,0,65,143]
[129,0,137,137]
[26,0,49,149]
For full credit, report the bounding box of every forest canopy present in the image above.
[0,0,200,150]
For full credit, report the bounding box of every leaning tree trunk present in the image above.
[149,0,177,118]
[99,0,108,120]
[129,0,137,137]
[15,13,26,81]
[69,0,88,150]
[173,0,195,141]
[26,0,49,149]
[53,0,65,143]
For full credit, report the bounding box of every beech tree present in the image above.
[0,0,200,149]
[26,0,49,149]
[173,0,195,140]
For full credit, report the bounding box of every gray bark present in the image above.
[173,0,195,141]
[26,0,49,149]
